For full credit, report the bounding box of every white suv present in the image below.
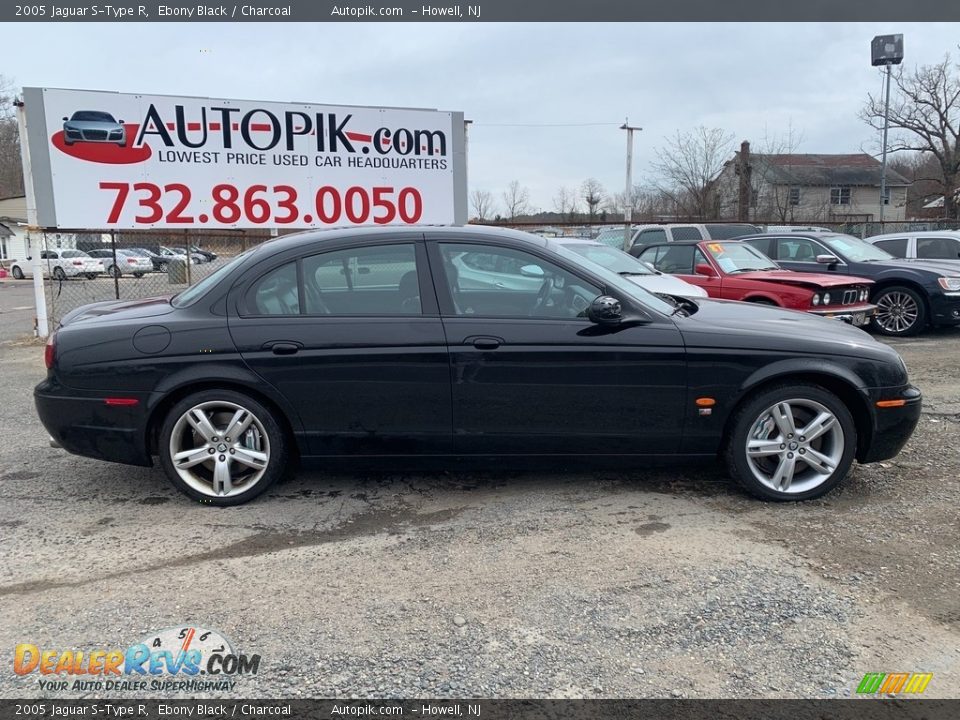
[866,230,960,265]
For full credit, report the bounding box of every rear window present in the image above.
[704,224,760,240]
[669,226,703,241]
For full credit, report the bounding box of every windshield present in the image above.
[703,242,779,272]
[821,234,893,262]
[171,248,258,308]
[551,243,676,315]
[71,111,116,122]
[563,243,654,275]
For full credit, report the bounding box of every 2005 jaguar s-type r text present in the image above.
[36,227,921,505]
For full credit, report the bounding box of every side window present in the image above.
[248,262,300,316]
[439,243,600,319]
[637,246,661,266]
[776,237,823,262]
[874,238,908,258]
[654,245,695,274]
[302,243,421,315]
[917,237,960,260]
[693,248,709,269]
[669,226,703,241]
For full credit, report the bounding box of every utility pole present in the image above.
[620,119,642,252]
[879,62,892,224]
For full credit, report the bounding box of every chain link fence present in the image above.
[39,230,273,327]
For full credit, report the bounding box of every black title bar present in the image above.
[4,0,960,22]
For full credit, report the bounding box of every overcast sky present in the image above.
[6,22,959,213]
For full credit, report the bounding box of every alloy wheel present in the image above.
[875,291,919,334]
[744,398,844,494]
[168,400,270,498]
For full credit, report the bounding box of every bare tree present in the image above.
[580,178,605,224]
[753,121,805,222]
[470,189,495,221]
[651,126,734,219]
[501,180,531,221]
[861,54,960,219]
[0,75,24,198]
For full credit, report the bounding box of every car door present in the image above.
[428,238,687,455]
[227,238,452,457]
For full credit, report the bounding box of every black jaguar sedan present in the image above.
[36,226,921,506]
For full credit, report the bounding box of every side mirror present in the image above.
[118,119,125,124]
[62,117,68,121]
[694,262,717,277]
[587,295,622,326]
[816,254,840,265]
[520,264,545,279]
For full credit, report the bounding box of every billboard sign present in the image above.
[22,87,467,229]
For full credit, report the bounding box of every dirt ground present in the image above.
[0,308,957,699]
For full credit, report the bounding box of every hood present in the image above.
[873,258,960,276]
[676,297,897,361]
[623,273,708,297]
[731,270,871,288]
[60,295,175,327]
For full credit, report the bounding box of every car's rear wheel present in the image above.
[159,390,289,506]
[725,384,856,501]
[53,267,66,281]
[872,286,926,336]
[108,264,121,278]
[12,266,24,280]
[134,272,144,278]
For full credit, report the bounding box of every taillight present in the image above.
[127,257,137,264]
[44,332,56,369]
[72,260,83,266]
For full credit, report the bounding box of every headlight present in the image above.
[861,289,868,301]
[811,294,821,306]
[938,277,960,292]
[822,292,831,305]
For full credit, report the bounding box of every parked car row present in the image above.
[7,245,218,280]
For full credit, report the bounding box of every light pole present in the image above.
[872,34,904,225]
[620,119,642,251]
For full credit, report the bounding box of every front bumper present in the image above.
[858,384,922,464]
[809,303,876,326]
[929,293,960,327]
[35,377,153,467]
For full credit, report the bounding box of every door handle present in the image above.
[265,342,301,355]
[471,337,501,350]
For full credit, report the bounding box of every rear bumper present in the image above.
[858,384,922,464]
[34,377,153,467]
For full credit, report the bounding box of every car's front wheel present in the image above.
[872,286,926,336]
[725,383,856,501]
[159,390,289,505]
[52,267,66,281]
[12,266,24,280]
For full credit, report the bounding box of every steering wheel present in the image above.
[529,276,555,316]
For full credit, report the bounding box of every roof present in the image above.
[0,222,12,238]
[738,153,910,187]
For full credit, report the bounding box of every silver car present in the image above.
[62,110,126,146]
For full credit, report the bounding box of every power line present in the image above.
[470,121,621,128]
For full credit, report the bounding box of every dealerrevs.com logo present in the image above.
[14,627,260,693]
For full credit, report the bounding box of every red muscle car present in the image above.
[636,240,876,326]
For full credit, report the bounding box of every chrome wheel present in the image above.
[168,401,270,498]
[745,399,844,495]
[875,291,919,334]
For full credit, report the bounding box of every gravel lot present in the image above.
[0,285,957,699]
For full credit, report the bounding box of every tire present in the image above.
[724,383,856,501]
[158,389,289,506]
[109,265,122,279]
[53,267,67,281]
[133,272,145,279]
[746,298,777,306]
[84,273,98,280]
[158,261,169,272]
[12,266,24,280]
[872,286,926,337]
